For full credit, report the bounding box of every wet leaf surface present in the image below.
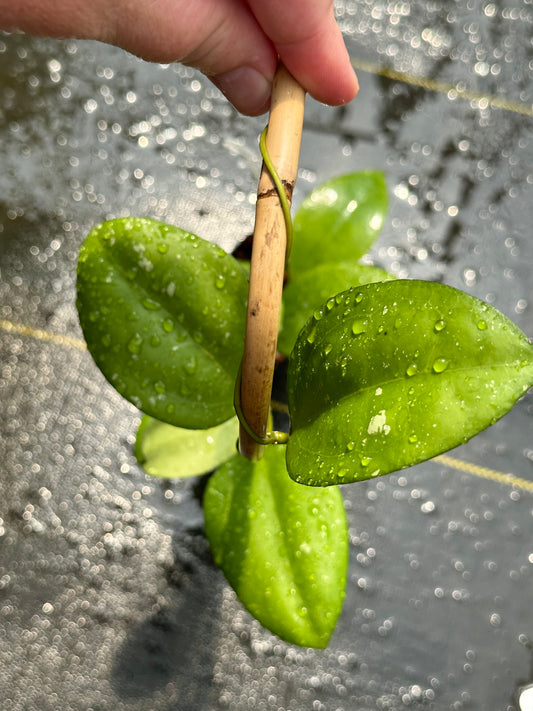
[135,415,239,479]
[279,262,393,356]
[287,280,533,486]
[77,218,248,429]
[289,171,387,275]
[203,445,348,648]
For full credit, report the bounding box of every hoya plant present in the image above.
[76,69,533,649]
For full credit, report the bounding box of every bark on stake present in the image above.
[238,65,305,460]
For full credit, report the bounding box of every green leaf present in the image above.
[203,446,348,648]
[287,280,533,486]
[135,415,239,479]
[278,262,393,356]
[290,172,387,275]
[77,218,248,429]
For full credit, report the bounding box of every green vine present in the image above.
[259,126,293,261]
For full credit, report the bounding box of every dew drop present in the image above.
[421,501,436,514]
[215,274,225,290]
[352,319,367,336]
[150,335,162,347]
[162,318,174,333]
[127,333,143,354]
[142,297,161,311]
[432,357,450,373]
[477,319,487,330]
[324,343,333,356]
[406,363,419,377]
[408,434,418,443]
[360,456,372,467]
[157,243,169,254]
[347,441,355,451]
[326,297,335,311]
[184,356,197,374]
[154,380,166,394]
[434,319,446,332]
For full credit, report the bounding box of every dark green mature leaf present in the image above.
[135,415,239,479]
[290,172,387,276]
[203,445,348,648]
[77,218,248,429]
[287,280,533,486]
[278,262,393,356]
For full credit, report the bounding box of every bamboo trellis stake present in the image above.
[238,64,305,461]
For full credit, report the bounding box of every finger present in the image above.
[106,0,279,115]
[248,0,358,106]
[0,0,279,115]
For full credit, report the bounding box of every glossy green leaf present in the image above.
[290,172,387,275]
[278,262,393,356]
[203,445,348,648]
[77,218,248,429]
[135,415,239,479]
[287,280,533,486]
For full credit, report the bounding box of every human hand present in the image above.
[0,0,358,115]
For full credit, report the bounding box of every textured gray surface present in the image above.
[1,1,532,709]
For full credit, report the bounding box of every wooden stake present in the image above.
[238,64,305,461]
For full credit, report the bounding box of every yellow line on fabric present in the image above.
[0,318,87,351]
[351,58,533,118]
[2,318,532,492]
[435,454,533,493]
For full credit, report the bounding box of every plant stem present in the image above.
[238,64,305,461]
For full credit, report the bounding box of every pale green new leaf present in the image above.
[135,415,239,479]
[290,171,387,275]
[203,445,348,648]
[287,280,533,486]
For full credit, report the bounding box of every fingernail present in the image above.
[212,66,271,116]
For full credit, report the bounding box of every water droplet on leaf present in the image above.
[142,297,161,311]
[184,356,197,374]
[352,319,367,336]
[432,357,450,373]
[127,333,143,354]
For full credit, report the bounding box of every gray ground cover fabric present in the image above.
[0,1,532,708]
